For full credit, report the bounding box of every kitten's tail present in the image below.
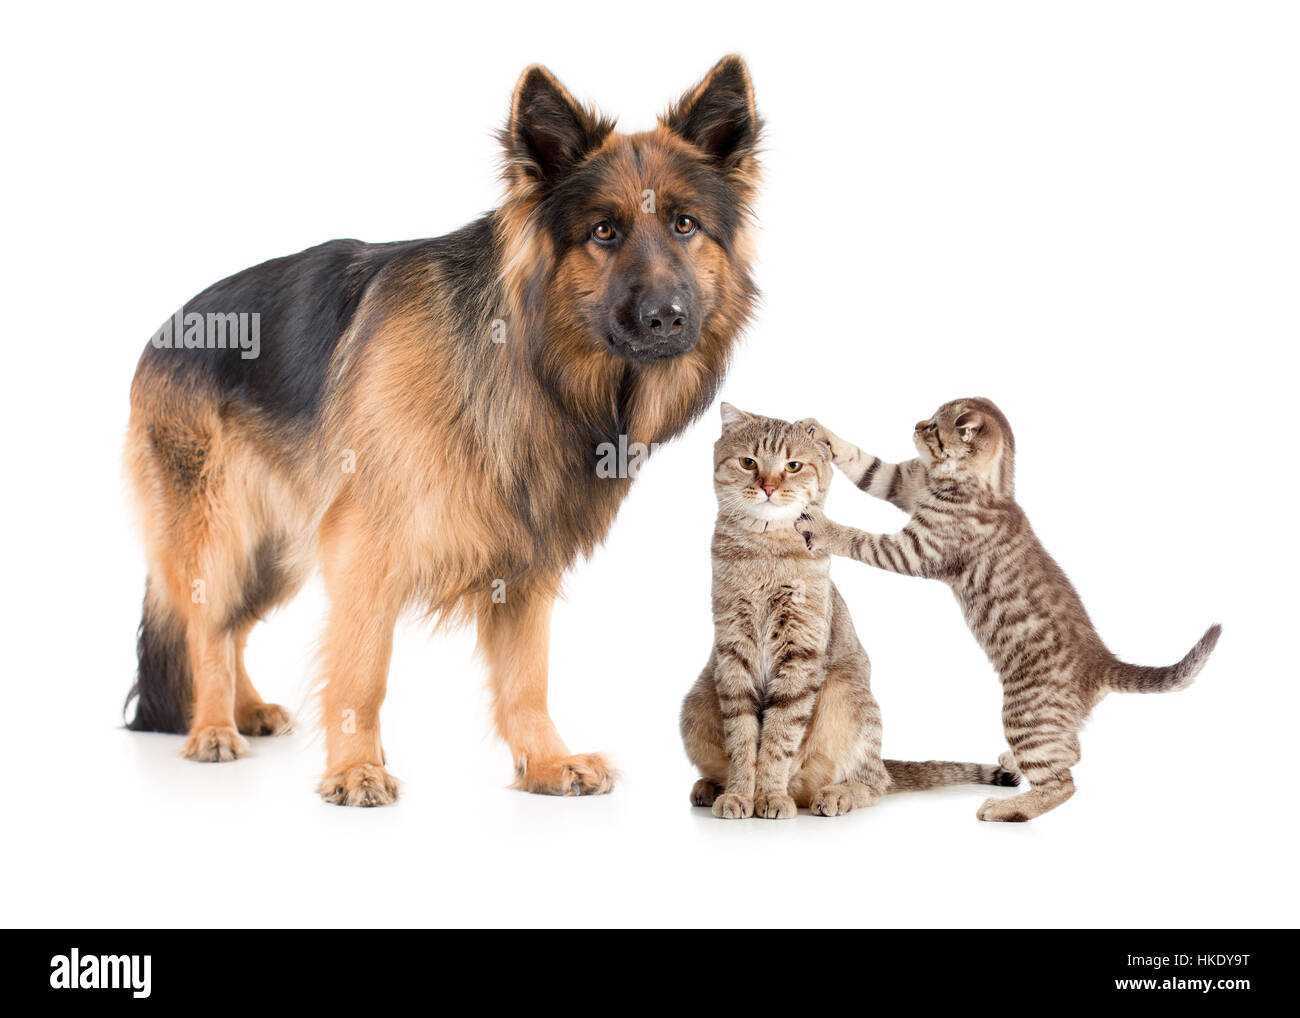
[884,759,1019,792]
[1105,624,1222,694]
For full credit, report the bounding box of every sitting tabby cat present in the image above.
[795,397,1221,822]
[680,403,1017,819]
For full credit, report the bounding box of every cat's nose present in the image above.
[762,484,777,497]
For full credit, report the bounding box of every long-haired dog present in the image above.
[124,57,762,804]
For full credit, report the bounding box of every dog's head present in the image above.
[499,57,761,366]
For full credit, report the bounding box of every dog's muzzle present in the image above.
[608,289,699,361]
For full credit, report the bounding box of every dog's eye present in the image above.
[674,214,697,236]
[785,461,802,473]
[740,457,756,470]
[591,221,616,244]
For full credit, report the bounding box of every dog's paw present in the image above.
[690,778,721,807]
[712,792,754,819]
[754,791,798,820]
[514,753,616,796]
[182,725,249,762]
[236,702,293,736]
[318,763,400,807]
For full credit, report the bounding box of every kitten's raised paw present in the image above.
[690,779,721,807]
[793,417,828,445]
[977,795,1031,823]
[795,509,828,554]
[754,791,798,820]
[712,792,754,819]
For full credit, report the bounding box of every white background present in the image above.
[2,1,1296,928]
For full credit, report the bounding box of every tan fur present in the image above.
[798,400,1220,821]
[680,406,1017,819]
[124,58,762,803]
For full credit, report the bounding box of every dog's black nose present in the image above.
[640,297,688,337]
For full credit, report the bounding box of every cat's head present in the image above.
[913,396,1016,495]
[714,403,832,523]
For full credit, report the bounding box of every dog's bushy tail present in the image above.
[884,759,1020,792]
[124,581,191,733]
[1106,624,1222,694]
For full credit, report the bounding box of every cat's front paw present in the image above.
[712,792,754,819]
[754,791,798,820]
[793,418,834,456]
[795,508,830,554]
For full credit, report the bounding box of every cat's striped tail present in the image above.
[1105,624,1222,694]
[884,759,1019,792]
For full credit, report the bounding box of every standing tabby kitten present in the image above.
[680,403,1016,819]
[795,398,1221,822]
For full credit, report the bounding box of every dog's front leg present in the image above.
[316,506,402,807]
[477,577,615,796]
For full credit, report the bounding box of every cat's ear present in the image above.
[955,410,986,444]
[719,402,754,432]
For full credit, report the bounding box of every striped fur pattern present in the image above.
[679,405,1018,819]
[795,398,1221,821]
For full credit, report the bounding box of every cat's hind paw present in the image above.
[977,795,1031,823]
[690,779,721,807]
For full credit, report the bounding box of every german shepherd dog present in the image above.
[123,57,761,805]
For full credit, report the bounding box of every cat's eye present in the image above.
[591,220,616,244]
[739,457,756,470]
[785,461,802,473]
[674,214,697,236]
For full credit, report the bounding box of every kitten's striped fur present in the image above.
[680,404,1017,819]
[795,398,1221,822]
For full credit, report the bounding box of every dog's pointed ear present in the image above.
[503,65,612,185]
[663,55,760,168]
[720,402,754,432]
[954,410,986,444]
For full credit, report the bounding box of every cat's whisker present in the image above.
[789,397,1219,823]
[686,405,1020,823]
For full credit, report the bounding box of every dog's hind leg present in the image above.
[233,621,292,736]
[164,510,250,763]
[477,576,615,796]
[230,533,311,736]
[139,418,253,762]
